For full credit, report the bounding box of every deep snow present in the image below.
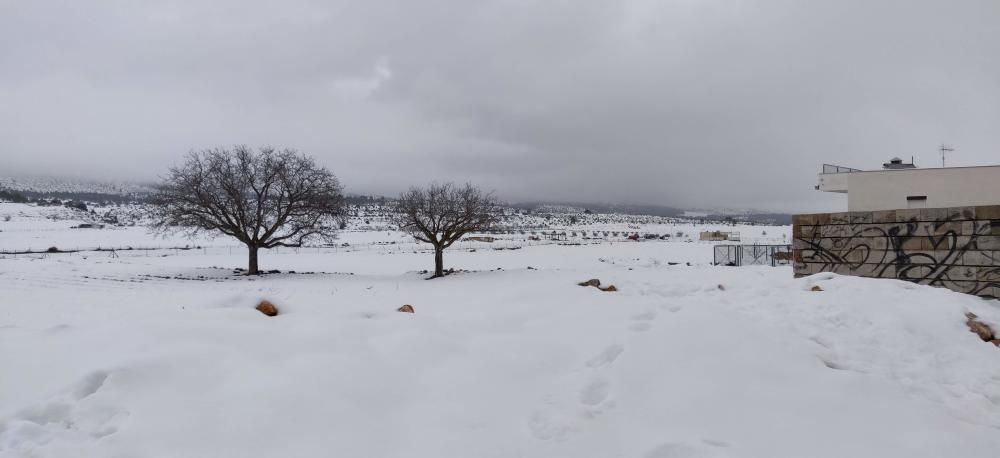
[1,203,999,457]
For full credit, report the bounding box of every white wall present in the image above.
[816,172,848,192]
[845,166,1000,211]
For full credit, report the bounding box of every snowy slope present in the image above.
[1,233,1000,456]
[1,203,999,457]
[0,202,789,253]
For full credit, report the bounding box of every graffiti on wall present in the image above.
[795,210,1000,296]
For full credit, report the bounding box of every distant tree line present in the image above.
[0,187,147,207]
[0,188,29,203]
[0,187,93,211]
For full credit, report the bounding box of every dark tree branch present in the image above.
[391,182,502,278]
[151,146,346,274]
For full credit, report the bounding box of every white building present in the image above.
[817,159,1000,211]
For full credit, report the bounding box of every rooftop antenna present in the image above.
[940,144,954,167]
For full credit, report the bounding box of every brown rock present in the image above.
[966,315,995,342]
[397,304,415,313]
[600,285,617,292]
[992,339,1000,347]
[578,279,601,287]
[256,300,278,317]
[811,285,824,292]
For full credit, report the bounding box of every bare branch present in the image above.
[390,182,502,277]
[151,146,346,274]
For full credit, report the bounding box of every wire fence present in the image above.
[713,244,793,267]
[821,164,861,174]
[0,237,624,259]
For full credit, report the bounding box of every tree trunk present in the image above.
[248,244,260,275]
[433,247,444,278]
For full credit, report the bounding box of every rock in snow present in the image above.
[966,312,995,341]
[256,300,279,317]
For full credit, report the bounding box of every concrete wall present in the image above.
[843,166,1000,211]
[816,172,847,193]
[792,205,1000,297]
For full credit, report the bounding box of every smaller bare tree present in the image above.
[152,146,346,275]
[392,182,502,278]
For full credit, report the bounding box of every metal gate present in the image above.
[714,244,792,267]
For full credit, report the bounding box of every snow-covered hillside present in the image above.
[0,176,155,196]
[0,202,788,253]
[1,202,998,457]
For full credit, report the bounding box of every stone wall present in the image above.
[792,205,1000,297]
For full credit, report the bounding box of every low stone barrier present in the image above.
[792,206,1000,297]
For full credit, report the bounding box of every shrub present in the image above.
[0,188,29,203]
[64,201,88,211]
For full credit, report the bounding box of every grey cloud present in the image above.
[2,0,998,212]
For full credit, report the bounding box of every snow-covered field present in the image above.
[2,203,1000,457]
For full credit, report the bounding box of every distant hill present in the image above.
[703,212,792,226]
[509,201,686,218]
[0,175,155,204]
[510,201,791,225]
[0,176,792,224]
[0,175,156,195]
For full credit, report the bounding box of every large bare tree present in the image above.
[392,182,502,278]
[153,146,346,275]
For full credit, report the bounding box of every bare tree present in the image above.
[392,182,502,278]
[152,146,346,275]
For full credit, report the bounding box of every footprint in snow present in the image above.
[629,322,652,332]
[0,370,129,451]
[45,324,72,333]
[632,311,657,321]
[73,371,110,400]
[578,378,610,406]
[529,398,581,441]
[529,377,616,441]
[586,344,624,368]
[628,310,657,332]
[643,441,730,458]
[657,304,684,313]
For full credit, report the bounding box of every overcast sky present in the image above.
[2,0,998,212]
